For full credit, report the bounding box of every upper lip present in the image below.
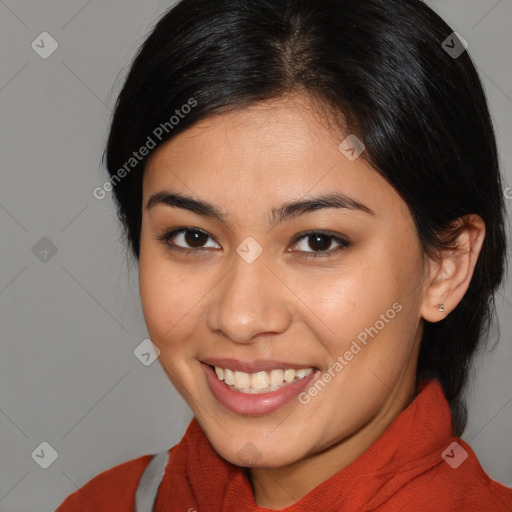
[201,358,316,373]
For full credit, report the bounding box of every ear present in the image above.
[421,214,486,322]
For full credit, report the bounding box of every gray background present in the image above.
[0,1,511,511]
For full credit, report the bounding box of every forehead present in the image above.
[143,95,405,220]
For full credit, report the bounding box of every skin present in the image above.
[138,93,485,509]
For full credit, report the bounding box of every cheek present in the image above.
[313,246,417,375]
[312,250,400,334]
[138,249,197,349]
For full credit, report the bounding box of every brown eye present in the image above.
[306,233,333,251]
[157,228,220,251]
[290,231,351,257]
[182,230,209,248]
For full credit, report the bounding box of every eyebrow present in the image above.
[146,190,374,227]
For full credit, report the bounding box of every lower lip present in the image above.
[200,363,319,416]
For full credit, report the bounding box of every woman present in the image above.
[57,0,512,510]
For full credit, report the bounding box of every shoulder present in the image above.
[443,439,511,505]
[55,453,154,512]
[403,439,512,511]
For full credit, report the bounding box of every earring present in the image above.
[437,304,445,312]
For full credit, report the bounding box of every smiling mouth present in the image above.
[208,364,314,394]
[200,361,320,415]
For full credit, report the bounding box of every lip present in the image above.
[201,362,319,416]
[201,357,315,373]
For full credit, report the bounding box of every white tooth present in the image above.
[222,366,313,393]
[234,371,251,389]
[251,371,269,389]
[296,368,312,379]
[269,369,284,386]
[284,369,296,383]
[224,368,234,385]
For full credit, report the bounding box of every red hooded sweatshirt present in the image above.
[56,379,512,511]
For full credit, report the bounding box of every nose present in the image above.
[207,254,292,345]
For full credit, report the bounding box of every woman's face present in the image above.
[139,94,428,468]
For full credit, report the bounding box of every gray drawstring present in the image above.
[135,449,170,512]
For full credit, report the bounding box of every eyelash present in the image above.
[154,228,351,258]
